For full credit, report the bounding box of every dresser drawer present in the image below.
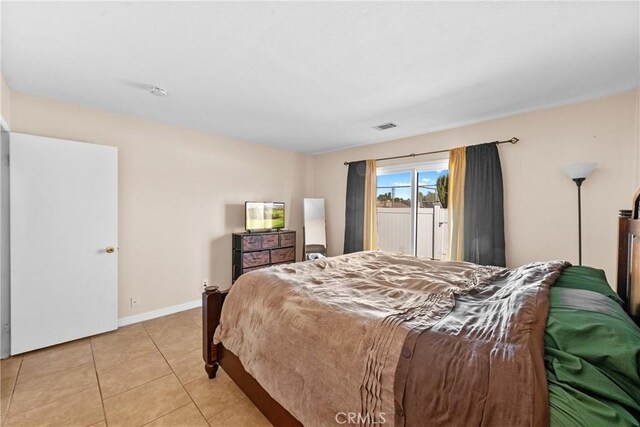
[242,235,262,251]
[280,232,296,247]
[232,231,298,284]
[262,234,279,249]
[243,250,270,268]
[271,247,295,264]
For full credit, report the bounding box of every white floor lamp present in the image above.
[563,162,597,265]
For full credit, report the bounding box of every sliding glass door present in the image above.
[376,160,449,259]
[376,171,413,254]
[415,169,449,259]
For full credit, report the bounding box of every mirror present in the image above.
[303,198,327,260]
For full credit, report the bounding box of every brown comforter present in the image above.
[214,251,568,426]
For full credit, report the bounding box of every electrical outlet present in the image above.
[202,279,209,288]
[130,297,139,308]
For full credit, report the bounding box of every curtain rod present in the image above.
[343,137,519,166]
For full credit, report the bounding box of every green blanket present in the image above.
[546,266,640,426]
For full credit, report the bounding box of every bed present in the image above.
[202,199,640,426]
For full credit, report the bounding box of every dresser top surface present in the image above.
[233,230,295,236]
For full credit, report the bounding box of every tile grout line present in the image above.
[138,402,193,427]
[140,319,212,425]
[93,328,174,399]
[4,386,97,421]
[14,351,93,387]
[4,359,98,418]
[89,338,110,427]
[102,372,174,403]
[2,355,24,422]
[204,389,249,424]
[204,396,264,425]
[91,323,161,373]
[95,350,159,376]
[92,319,184,401]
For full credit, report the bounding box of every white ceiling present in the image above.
[2,2,638,154]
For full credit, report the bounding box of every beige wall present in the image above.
[313,90,640,284]
[635,90,640,187]
[5,77,639,317]
[9,91,310,318]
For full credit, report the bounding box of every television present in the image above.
[245,202,285,231]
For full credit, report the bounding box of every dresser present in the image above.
[232,230,297,283]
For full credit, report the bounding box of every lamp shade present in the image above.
[563,162,597,180]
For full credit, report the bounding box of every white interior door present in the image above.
[10,133,118,354]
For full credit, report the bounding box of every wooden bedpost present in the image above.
[203,286,224,379]
[617,210,631,312]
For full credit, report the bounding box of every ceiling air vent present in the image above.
[373,122,398,131]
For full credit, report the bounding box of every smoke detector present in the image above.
[373,122,397,131]
[149,86,167,97]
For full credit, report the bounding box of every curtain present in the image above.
[344,161,366,253]
[448,148,466,261]
[363,160,378,251]
[463,143,505,266]
[344,160,377,253]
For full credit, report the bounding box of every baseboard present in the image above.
[118,299,202,327]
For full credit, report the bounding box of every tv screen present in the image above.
[245,202,285,231]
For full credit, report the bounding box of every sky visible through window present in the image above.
[377,170,447,201]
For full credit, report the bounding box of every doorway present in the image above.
[376,160,449,259]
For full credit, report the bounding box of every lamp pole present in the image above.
[573,177,585,265]
[563,162,595,267]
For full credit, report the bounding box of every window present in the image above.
[376,160,449,259]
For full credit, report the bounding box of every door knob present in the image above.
[105,246,116,253]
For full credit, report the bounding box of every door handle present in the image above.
[105,246,116,254]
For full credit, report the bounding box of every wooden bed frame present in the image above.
[203,194,640,426]
[202,287,301,426]
[617,209,640,325]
